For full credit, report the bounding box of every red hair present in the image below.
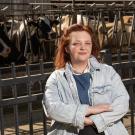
[54,24,100,69]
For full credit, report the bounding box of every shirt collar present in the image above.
[66,56,100,75]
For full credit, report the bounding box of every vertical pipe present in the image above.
[11,63,19,135]
[39,59,47,135]
[128,14,135,48]
[26,61,33,135]
[128,48,134,135]
[117,49,122,76]
[72,0,76,24]
[72,0,75,12]
[0,70,4,135]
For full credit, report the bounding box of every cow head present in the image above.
[0,25,26,67]
[37,16,59,40]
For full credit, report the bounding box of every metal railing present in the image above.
[0,49,135,135]
[102,48,135,135]
[0,61,53,135]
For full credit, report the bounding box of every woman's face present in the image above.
[66,31,92,64]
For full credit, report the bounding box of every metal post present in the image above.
[72,0,77,24]
[72,0,75,11]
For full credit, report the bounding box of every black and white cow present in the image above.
[0,25,26,67]
[9,16,59,63]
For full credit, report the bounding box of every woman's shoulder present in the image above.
[48,68,65,80]
[100,63,117,76]
[46,68,65,86]
[90,56,116,76]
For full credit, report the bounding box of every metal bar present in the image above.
[128,13,135,48]
[119,12,128,51]
[100,11,109,48]
[39,59,47,135]
[1,6,135,16]
[26,61,33,135]
[0,93,43,107]
[0,2,29,5]
[43,112,47,135]
[11,63,19,135]
[0,70,4,135]
[40,59,44,75]
[0,73,51,87]
[0,1,134,10]
[113,61,135,68]
[23,17,33,60]
[112,13,119,50]
[128,48,135,135]
[116,50,122,76]
[0,1,131,5]
[122,78,135,85]
[0,107,4,135]
[0,61,53,72]
[28,2,135,8]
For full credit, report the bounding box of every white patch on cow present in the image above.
[8,19,20,39]
[77,14,82,24]
[76,14,89,26]
[19,20,26,34]
[7,19,19,24]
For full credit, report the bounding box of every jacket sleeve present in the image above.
[42,71,89,129]
[90,66,129,133]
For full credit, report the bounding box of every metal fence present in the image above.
[0,61,53,135]
[103,48,135,135]
[0,49,135,135]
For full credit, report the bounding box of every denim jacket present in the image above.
[42,56,129,135]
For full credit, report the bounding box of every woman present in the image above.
[42,24,129,135]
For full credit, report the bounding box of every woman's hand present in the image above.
[84,104,113,126]
[84,117,94,126]
[86,104,113,116]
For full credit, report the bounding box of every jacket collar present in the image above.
[89,56,101,72]
[65,56,101,74]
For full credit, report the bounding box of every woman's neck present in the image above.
[71,61,89,74]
